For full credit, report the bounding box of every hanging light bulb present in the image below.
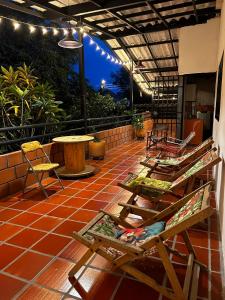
[96,45,100,51]
[42,27,48,35]
[101,50,105,56]
[29,25,36,33]
[63,28,68,35]
[13,21,20,30]
[107,54,110,60]
[58,28,83,49]
[53,28,59,35]
[111,57,115,62]
[83,32,87,37]
[89,39,94,45]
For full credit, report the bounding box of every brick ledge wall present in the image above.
[0,120,153,199]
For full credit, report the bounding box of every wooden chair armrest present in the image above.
[118,202,158,219]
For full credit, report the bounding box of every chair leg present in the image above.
[22,171,29,194]
[33,171,49,198]
[54,169,64,190]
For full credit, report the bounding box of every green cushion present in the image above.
[129,176,172,190]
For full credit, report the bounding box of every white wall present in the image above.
[213,0,225,272]
[179,18,220,75]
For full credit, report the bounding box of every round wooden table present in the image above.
[52,135,95,178]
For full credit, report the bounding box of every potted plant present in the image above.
[89,136,106,160]
[132,115,145,139]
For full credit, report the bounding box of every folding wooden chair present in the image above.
[157,131,196,157]
[118,149,220,217]
[69,182,214,300]
[21,141,64,198]
[141,137,214,178]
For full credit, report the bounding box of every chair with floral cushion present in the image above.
[21,141,64,198]
[118,149,220,217]
[69,182,214,300]
[141,137,214,178]
[156,131,196,157]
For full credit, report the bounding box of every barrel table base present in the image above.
[56,165,96,178]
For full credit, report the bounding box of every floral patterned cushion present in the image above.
[85,215,166,247]
[118,221,165,246]
[171,151,214,187]
[165,189,204,230]
[128,176,172,190]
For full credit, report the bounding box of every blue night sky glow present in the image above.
[74,35,122,90]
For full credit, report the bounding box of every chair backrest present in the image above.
[171,148,220,188]
[21,141,43,153]
[179,131,195,150]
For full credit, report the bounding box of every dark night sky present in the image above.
[74,35,122,90]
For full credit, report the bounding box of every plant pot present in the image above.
[89,140,106,160]
[135,128,145,139]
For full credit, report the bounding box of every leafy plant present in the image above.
[132,115,144,129]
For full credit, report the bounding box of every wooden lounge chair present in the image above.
[118,149,220,216]
[157,131,196,157]
[69,182,214,300]
[141,137,214,178]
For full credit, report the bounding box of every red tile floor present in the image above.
[0,141,224,299]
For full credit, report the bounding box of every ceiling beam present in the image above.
[137,56,178,62]
[110,12,218,37]
[112,38,179,50]
[192,0,199,22]
[0,0,43,18]
[142,66,178,73]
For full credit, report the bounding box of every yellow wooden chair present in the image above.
[21,141,64,197]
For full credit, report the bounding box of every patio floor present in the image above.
[0,140,224,300]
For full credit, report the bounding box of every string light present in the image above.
[0,15,129,67]
[13,21,20,30]
[29,25,36,33]
[42,27,48,35]
[53,28,59,35]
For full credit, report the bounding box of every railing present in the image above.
[0,112,151,153]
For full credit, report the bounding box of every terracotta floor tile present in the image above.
[70,181,89,189]
[87,183,105,191]
[48,206,76,218]
[75,190,98,199]
[211,250,221,271]
[70,209,98,223]
[11,200,37,211]
[56,188,79,196]
[30,215,63,231]
[45,194,70,205]
[0,208,21,222]
[53,220,85,237]
[82,200,108,211]
[94,178,113,185]
[114,277,159,300]
[60,240,88,262]
[0,223,23,241]
[7,228,46,248]
[28,202,57,214]
[0,244,24,269]
[5,251,52,280]
[0,197,18,208]
[90,273,120,300]
[93,192,116,202]
[63,197,89,208]
[0,274,26,300]
[103,185,121,193]
[17,285,62,300]
[35,258,74,293]
[10,212,41,226]
[32,233,71,256]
